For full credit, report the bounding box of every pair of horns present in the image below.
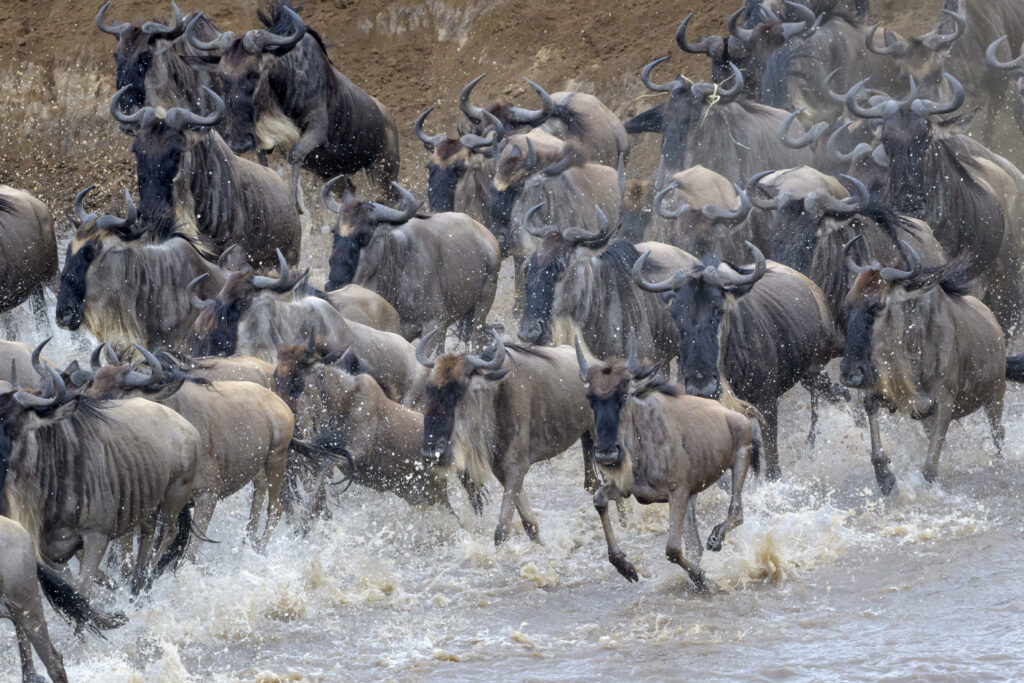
[865,9,965,57]
[844,234,922,283]
[110,85,225,131]
[459,75,553,127]
[321,176,421,225]
[654,181,751,224]
[97,1,184,39]
[415,325,505,371]
[728,1,818,43]
[747,170,869,217]
[73,185,144,237]
[633,241,766,293]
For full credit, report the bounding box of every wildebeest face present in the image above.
[880,110,931,214]
[669,278,729,399]
[582,361,630,467]
[326,220,372,292]
[132,120,189,223]
[420,359,470,468]
[217,47,265,154]
[190,273,255,357]
[518,237,570,345]
[659,85,701,174]
[840,270,888,389]
[488,185,520,253]
[426,143,469,213]
[56,240,100,331]
[770,199,819,273]
[112,29,155,123]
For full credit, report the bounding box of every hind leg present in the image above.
[666,490,711,591]
[762,400,781,480]
[30,285,49,338]
[14,606,67,683]
[683,496,703,561]
[12,620,40,683]
[188,494,217,563]
[257,449,289,552]
[708,440,751,551]
[986,399,1005,457]
[248,472,268,549]
[131,518,158,595]
[514,487,541,543]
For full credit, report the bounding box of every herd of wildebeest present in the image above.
[5,0,1024,678]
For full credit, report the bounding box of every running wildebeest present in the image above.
[0,186,57,335]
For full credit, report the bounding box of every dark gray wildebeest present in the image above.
[96,1,222,124]
[419,329,596,546]
[575,339,759,589]
[866,1,1024,146]
[82,345,294,557]
[188,251,427,408]
[273,338,450,509]
[1,517,126,683]
[0,364,199,597]
[110,86,301,268]
[747,167,946,327]
[844,74,1024,334]
[415,105,495,223]
[0,185,57,336]
[55,186,225,354]
[458,74,630,166]
[625,59,812,181]
[320,176,501,353]
[986,36,1024,137]
[185,2,400,209]
[633,242,837,479]
[840,240,1006,494]
[516,201,699,369]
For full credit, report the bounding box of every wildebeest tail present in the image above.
[1007,354,1024,383]
[749,420,762,475]
[154,505,192,579]
[36,563,128,635]
[291,436,355,474]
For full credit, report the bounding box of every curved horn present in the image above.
[617,153,627,204]
[96,1,130,37]
[880,240,922,283]
[987,36,1024,71]
[216,244,240,272]
[779,108,828,148]
[676,13,711,54]
[827,120,874,163]
[464,328,505,371]
[368,183,420,225]
[781,2,816,40]
[30,338,51,380]
[13,378,60,409]
[562,206,613,247]
[141,2,185,38]
[95,189,139,233]
[74,185,98,223]
[507,78,553,126]
[871,144,890,168]
[640,57,679,93]
[523,137,538,172]
[414,107,447,151]
[249,5,305,51]
[458,74,487,124]
[728,7,753,43]
[843,234,871,274]
[124,344,165,387]
[164,86,225,131]
[541,151,571,177]
[746,170,780,211]
[844,78,892,119]
[186,273,215,310]
[713,241,766,288]
[823,68,848,104]
[806,174,870,216]
[109,85,152,127]
[911,73,965,117]
[865,23,908,57]
[320,174,347,214]
[185,12,233,53]
[90,342,119,371]
[415,325,440,368]
[251,249,291,290]
[702,184,751,224]
[523,202,555,237]
[632,249,690,293]
[482,110,504,149]
[654,182,688,220]
[574,335,590,384]
[715,62,744,102]
[921,9,966,52]
[458,132,493,151]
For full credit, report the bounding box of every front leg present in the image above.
[595,484,637,582]
[494,464,527,546]
[288,123,328,215]
[921,401,954,484]
[666,489,711,591]
[76,532,110,602]
[762,399,781,480]
[864,394,897,495]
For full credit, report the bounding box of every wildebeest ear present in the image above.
[338,350,372,377]
[181,54,222,70]
[624,104,665,134]
[483,368,512,382]
[935,108,978,136]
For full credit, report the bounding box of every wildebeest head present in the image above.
[55,186,144,331]
[633,241,766,398]
[625,58,744,175]
[864,8,965,94]
[415,106,494,213]
[320,177,421,291]
[843,72,965,215]
[418,327,510,467]
[183,4,305,153]
[653,173,752,260]
[188,249,301,357]
[726,2,819,93]
[839,236,922,389]
[518,204,612,345]
[457,74,554,136]
[96,1,186,127]
[84,344,178,399]
[110,85,225,225]
[271,336,347,411]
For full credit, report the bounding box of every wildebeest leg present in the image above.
[248,472,269,550]
[665,490,710,591]
[288,124,327,214]
[257,450,288,552]
[76,532,109,602]
[864,394,896,495]
[762,400,781,480]
[594,484,638,582]
[30,285,49,337]
[800,371,848,450]
[13,603,66,683]
[581,431,599,493]
[493,464,527,546]
[683,497,702,561]
[459,471,488,516]
[708,440,751,551]
[13,620,40,683]
[188,495,217,563]
[514,488,541,543]
[921,402,954,484]
[512,254,527,318]
[985,399,1006,457]
[131,518,158,595]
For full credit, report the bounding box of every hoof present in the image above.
[921,466,938,485]
[766,464,782,481]
[523,521,541,543]
[689,570,712,592]
[610,552,639,583]
[494,527,509,547]
[706,525,725,552]
[877,472,898,496]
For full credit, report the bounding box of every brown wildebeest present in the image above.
[418,328,595,546]
[83,345,294,555]
[575,338,759,590]
[0,185,57,333]
[840,240,1006,494]
[1,517,126,683]
[321,177,500,352]
[154,350,277,387]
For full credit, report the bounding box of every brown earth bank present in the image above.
[0,0,942,236]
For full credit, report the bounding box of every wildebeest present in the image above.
[625,59,812,181]
[414,106,495,221]
[419,329,595,545]
[633,242,837,478]
[844,74,1024,333]
[55,186,226,353]
[866,1,1024,146]
[840,240,1006,493]
[84,345,294,555]
[185,2,401,209]
[0,186,57,333]
[575,339,758,589]
[273,339,449,508]
[155,349,276,387]
[1,516,126,683]
[96,1,221,122]
[325,284,402,335]
[986,36,1024,136]
[1,365,199,596]
[516,203,699,368]
[110,86,301,268]
[188,252,427,407]
[321,177,500,351]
